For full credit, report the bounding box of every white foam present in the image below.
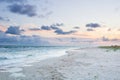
[10,73,26,78]
[0,47,74,73]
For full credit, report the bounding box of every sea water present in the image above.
[0,46,77,72]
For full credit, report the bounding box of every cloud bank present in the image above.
[29,23,76,35]
[0,30,95,46]
[0,25,119,46]
[0,32,50,46]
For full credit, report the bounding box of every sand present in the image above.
[0,47,120,80]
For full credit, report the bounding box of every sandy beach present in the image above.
[0,47,120,80]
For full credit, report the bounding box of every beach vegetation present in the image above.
[99,45,120,51]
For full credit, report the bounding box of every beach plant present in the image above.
[99,45,120,51]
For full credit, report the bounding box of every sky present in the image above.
[0,0,120,45]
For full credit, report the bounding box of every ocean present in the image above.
[0,46,78,71]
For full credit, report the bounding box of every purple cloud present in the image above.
[41,23,63,30]
[54,29,76,35]
[5,26,23,35]
[86,23,101,28]
[8,4,37,17]
[41,25,51,30]
[87,28,94,31]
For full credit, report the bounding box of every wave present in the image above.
[0,46,75,71]
[0,57,8,60]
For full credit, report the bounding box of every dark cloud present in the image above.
[0,0,53,18]
[8,4,37,17]
[40,23,76,35]
[86,23,101,28]
[50,23,63,30]
[41,25,51,30]
[87,28,94,31]
[0,16,10,22]
[73,26,80,29]
[29,23,76,35]
[41,23,63,30]
[54,29,76,35]
[29,28,41,31]
[5,26,23,35]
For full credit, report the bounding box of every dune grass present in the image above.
[99,45,120,51]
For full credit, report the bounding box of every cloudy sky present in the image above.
[0,0,120,45]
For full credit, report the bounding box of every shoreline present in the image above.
[0,47,120,80]
[0,46,72,72]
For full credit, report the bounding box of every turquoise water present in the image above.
[0,46,77,70]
